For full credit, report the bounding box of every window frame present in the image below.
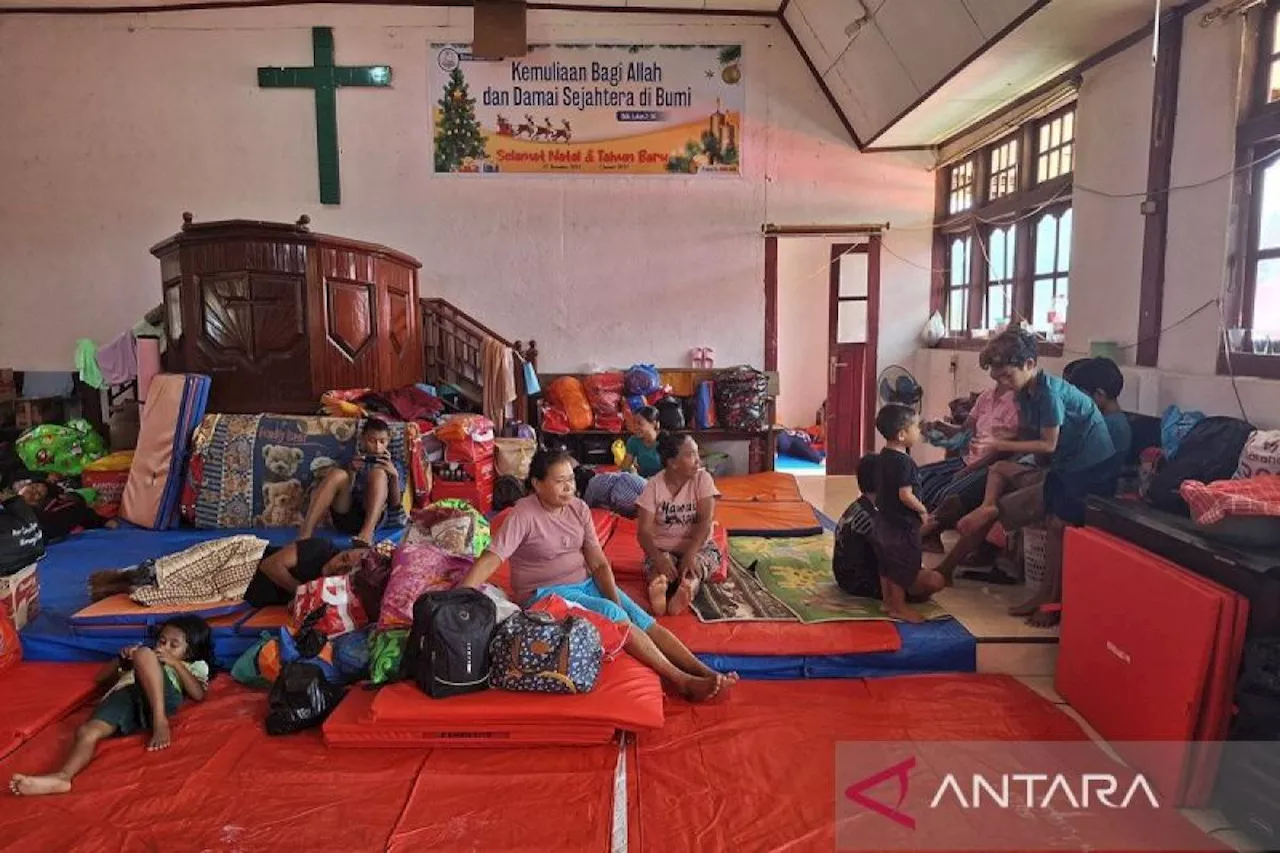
[1224,0,1280,379]
[931,106,1075,355]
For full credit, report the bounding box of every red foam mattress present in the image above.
[0,662,103,759]
[1057,527,1247,806]
[716,472,804,503]
[323,653,663,748]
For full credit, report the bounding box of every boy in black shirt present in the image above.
[833,454,881,598]
[869,404,945,622]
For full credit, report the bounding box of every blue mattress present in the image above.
[20,524,398,664]
[696,617,976,680]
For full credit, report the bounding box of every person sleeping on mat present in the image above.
[243,539,370,608]
[17,479,116,541]
[298,417,399,549]
[459,448,737,702]
[9,615,213,797]
[637,432,721,617]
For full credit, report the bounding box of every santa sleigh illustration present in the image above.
[496,114,573,143]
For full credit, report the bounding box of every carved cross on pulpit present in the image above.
[258,27,392,205]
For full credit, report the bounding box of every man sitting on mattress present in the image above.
[297,418,399,549]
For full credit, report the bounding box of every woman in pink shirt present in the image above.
[460,449,735,702]
[637,433,721,617]
[918,383,1021,517]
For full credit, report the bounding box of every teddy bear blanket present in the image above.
[180,414,418,531]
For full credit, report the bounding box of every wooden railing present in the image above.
[420,297,538,423]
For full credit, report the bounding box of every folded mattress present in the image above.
[1057,527,1248,806]
[713,500,822,538]
[716,472,805,503]
[323,654,663,748]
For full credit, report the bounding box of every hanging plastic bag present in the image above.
[921,312,946,347]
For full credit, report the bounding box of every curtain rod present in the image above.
[761,224,886,237]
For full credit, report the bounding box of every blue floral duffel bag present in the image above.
[488,610,603,694]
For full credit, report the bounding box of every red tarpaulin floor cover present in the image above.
[1057,527,1248,806]
[628,676,1226,853]
[2,676,1223,853]
[0,663,102,760]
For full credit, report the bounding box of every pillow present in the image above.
[378,543,474,629]
[1236,430,1280,479]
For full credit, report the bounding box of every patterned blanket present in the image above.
[181,414,421,530]
[730,534,949,623]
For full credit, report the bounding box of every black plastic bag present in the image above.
[264,662,346,736]
[0,496,44,576]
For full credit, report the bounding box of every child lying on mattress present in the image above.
[9,616,214,797]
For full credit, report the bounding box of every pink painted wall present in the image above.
[0,8,936,375]
[775,237,834,427]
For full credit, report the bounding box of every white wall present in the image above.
[775,237,832,427]
[916,13,1280,431]
[0,8,934,377]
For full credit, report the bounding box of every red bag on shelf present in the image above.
[584,372,625,416]
[541,404,571,435]
[595,412,625,433]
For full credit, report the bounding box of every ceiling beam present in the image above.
[777,8,862,149]
[862,0,1055,147]
[0,0,776,15]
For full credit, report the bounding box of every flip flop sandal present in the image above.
[351,537,372,549]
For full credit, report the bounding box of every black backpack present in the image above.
[264,662,346,736]
[0,497,44,576]
[401,588,496,699]
[656,397,686,431]
[1146,416,1255,515]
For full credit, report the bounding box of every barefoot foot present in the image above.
[1026,609,1061,628]
[956,505,998,537]
[148,720,171,752]
[682,674,728,703]
[1008,594,1049,618]
[886,605,924,624]
[647,577,670,617]
[10,774,72,796]
[668,578,696,617]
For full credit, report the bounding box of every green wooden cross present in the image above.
[258,27,392,205]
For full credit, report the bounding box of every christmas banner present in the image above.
[430,43,743,175]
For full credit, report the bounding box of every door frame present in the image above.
[763,231,881,464]
[827,239,881,463]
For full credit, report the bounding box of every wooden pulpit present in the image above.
[152,213,423,414]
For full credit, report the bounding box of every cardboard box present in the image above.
[0,564,40,630]
[15,396,65,431]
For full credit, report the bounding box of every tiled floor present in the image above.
[796,474,1256,852]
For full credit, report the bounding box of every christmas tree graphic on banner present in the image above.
[435,66,488,172]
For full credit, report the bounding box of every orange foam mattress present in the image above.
[323,653,663,748]
[628,677,1224,853]
[0,662,103,760]
[713,499,821,537]
[235,605,289,634]
[618,579,899,656]
[716,472,805,503]
[70,593,248,627]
